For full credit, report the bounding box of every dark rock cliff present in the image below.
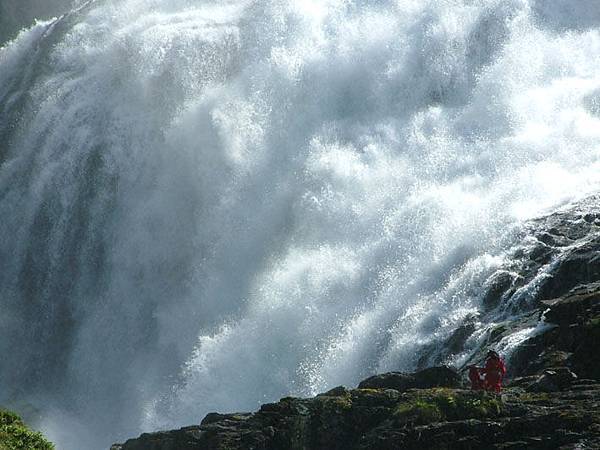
[112,198,600,449]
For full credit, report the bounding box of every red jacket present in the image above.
[484,357,506,381]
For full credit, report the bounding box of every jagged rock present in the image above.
[536,241,600,301]
[110,426,205,450]
[526,350,572,374]
[542,282,600,325]
[527,367,578,392]
[318,386,348,397]
[505,292,600,380]
[357,372,415,391]
[570,315,600,380]
[112,381,600,450]
[443,315,478,354]
[358,366,460,391]
[482,271,519,308]
[503,282,600,381]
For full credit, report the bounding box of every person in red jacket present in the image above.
[482,350,506,393]
[468,365,485,390]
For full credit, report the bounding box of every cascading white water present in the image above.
[1,0,600,448]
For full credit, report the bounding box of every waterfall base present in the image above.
[112,201,600,450]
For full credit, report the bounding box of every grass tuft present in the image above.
[393,389,504,426]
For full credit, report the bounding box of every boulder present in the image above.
[542,282,600,325]
[482,271,520,309]
[358,366,460,391]
[443,315,477,354]
[318,386,348,397]
[527,367,578,392]
[413,366,462,389]
[357,372,415,391]
[536,243,600,301]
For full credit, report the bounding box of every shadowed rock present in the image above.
[526,367,578,393]
[111,375,600,450]
[542,282,600,325]
[358,366,460,391]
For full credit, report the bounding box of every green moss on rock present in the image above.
[318,394,353,412]
[0,409,54,450]
[393,389,504,426]
[517,391,552,403]
[394,399,442,425]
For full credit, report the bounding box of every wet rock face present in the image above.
[541,282,600,325]
[481,271,522,309]
[536,239,600,302]
[469,199,600,393]
[507,281,600,381]
[0,0,74,44]
[425,197,600,374]
[489,197,600,309]
[417,198,600,372]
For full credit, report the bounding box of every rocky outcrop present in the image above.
[112,367,600,450]
[485,198,600,308]
[416,198,600,372]
[541,282,600,325]
[511,282,600,381]
[357,366,461,391]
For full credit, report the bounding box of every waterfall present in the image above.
[1,0,600,448]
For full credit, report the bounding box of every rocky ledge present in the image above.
[113,198,600,450]
[111,367,600,450]
[112,289,600,450]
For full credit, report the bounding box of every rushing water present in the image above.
[1,0,600,448]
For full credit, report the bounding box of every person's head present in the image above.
[486,350,499,359]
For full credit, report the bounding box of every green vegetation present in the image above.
[517,391,551,403]
[354,388,381,394]
[393,388,504,425]
[394,399,443,425]
[0,409,54,450]
[320,394,353,412]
